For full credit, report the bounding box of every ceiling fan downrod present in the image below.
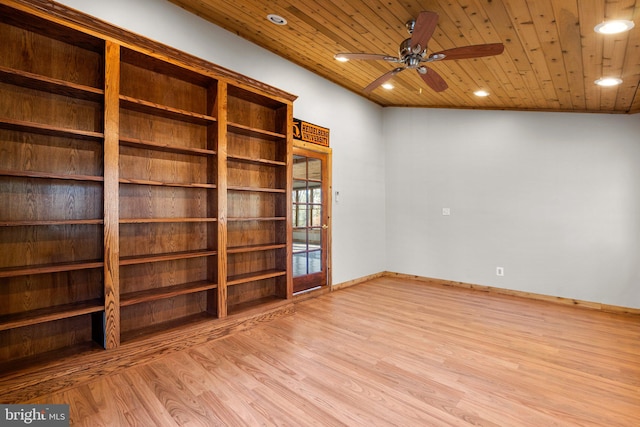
[405,19,416,34]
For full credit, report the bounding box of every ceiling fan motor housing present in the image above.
[399,38,427,68]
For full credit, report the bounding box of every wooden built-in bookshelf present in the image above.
[0,0,294,371]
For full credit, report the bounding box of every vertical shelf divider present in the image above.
[217,81,229,318]
[103,40,121,348]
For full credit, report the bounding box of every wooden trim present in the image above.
[285,104,294,299]
[382,272,640,316]
[331,271,386,291]
[293,139,332,154]
[0,301,295,403]
[292,285,331,303]
[325,149,333,289]
[332,271,640,316]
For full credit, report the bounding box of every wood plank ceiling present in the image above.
[168,0,640,113]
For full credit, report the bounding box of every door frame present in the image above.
[291,141,332,293]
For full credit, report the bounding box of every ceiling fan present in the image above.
[334,11,505,93]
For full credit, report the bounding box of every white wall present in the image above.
[57,0,387,285]
[384,108,640,308]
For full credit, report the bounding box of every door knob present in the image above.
[322,224,328,229]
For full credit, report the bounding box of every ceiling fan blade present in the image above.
[410,11,439,52]
[335,53,399,62]
[363,67,405,93]
[431,43,505,60]
[418,67,448,92]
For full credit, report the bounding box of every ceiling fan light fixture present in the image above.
[334,54,349,62]
[474,90,490,97]
[594,20,634,34]
[381,83,394,90]
[595,77,623,87]
[266,14,287,26]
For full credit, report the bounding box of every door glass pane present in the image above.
[293,155,306,179]
[293,252,307,277]
[311,187,322,203]
[308,158,321,180]
[308,250,322,274]
[293,228,306,251]
[309,228,321,248]
[311,205,322,227]
[294,205,308,227]
[293,180,307,198]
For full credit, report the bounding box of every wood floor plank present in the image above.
[78,380,127,426]
[117,370,180,426]
[11,277,640,426]
[227,330,375,426]
[137,362,216,426]
[185,346,271,424]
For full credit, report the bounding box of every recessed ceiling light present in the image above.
[474,90,490,97]
[381,83,394,90]
[595,77,623,87]
[267,14,287,26]
[334,54,349,62]
[594,20,634,34]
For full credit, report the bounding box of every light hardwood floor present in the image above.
[26,277,640,426]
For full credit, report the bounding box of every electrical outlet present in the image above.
[496,267,504,276]
[442,208,451,216]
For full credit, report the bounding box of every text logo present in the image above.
[1,405,69,426]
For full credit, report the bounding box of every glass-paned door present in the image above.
[292,148,329,293]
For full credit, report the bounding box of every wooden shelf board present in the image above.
[227,185,285,193]
[227,269,286,286]
[120,312,215,344]
[228,85,287,109]
[119,137,216,156]
[0,169,103,182]
[0,260,104,278]
[0,219,103,227]
[227,295,285,317]
[227,154,285,166]
[0,299,104,331]
[121,48,216,88]
[119,177,215,188]
[121,280,217,307]
[227,122,286,140]
[0,341,104,378]
[119,217,216,224]
[227,217,286,222]
[120,95,217,125]
[120,250,217,266]
[0,65,104,101]
[227,243,286,254]
[0,118,104,141]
